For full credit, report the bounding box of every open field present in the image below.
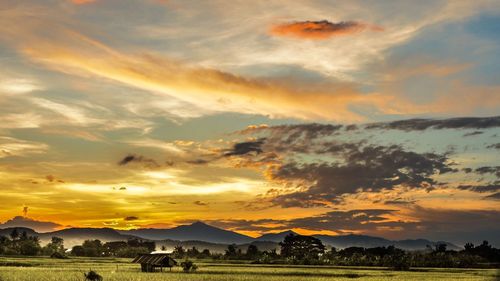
[0,257,498,281]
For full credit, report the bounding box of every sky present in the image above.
[0,0,499,246]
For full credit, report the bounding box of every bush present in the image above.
[50,252,67,259]
[180,260,198,272]
[84,270,103,281]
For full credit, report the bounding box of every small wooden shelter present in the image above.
[132,254,177,272]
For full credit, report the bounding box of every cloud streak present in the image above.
[270,20,382,40]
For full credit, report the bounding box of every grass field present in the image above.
[0,256,498,281]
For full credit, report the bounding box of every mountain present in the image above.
[120,221,253,244]
[394,239,460,251]
[314,234,392,249]
[0,222,461,251]
[0,226,137,248]
[256,230,298,242]
[259,232,461,251]
[47,228,137,247]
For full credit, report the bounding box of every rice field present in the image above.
[0,256,498,281]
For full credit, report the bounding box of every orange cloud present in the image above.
[71,0,96,4]
[270,20,382,40]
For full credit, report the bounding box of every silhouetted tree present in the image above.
[10,229,19,240]
[434,243,447,253]
[172,245,186,259]
[246,244,260,259]
[43,236,64,255]
[225,244,238,258]
[280,234,325,263]
[199,249,211,258]
[464,242,474,251]
[187,246,200,258]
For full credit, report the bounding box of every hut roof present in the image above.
[132,254,177,266]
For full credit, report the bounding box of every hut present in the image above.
[132,254,177,272]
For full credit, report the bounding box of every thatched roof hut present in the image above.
[132,254,177,272]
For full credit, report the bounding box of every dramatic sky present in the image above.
[0,0,499,246]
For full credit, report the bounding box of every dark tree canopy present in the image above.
[280,233,325,262]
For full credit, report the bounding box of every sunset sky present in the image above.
[0,0,499,246]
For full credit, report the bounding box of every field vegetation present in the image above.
[0,256,498,281]
[1,229,499,280]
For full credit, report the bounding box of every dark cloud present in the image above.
[484,192,500,200]
[285,209,397,232]
[487,143,500,149]
[229,119,499,208]
[462,167,473,173]
[118,154,160,168]
[193,200,208,206]
[474,166,500,178]
[45,175,64,183]
[366,116,500,131]
[384,200,416,205]
[404,207,500,246]
[186,159,209,165]
[240,123,342,139]
[124,216,139,221]
[238,124,344,155]
[269,20,382,40]
[457,184,500,193]
[0,216,61,232]
[269,144,453,207]
[345,124,358,131]
[224,139,265,157]
[205,209,396,233]
[463,131,483,137]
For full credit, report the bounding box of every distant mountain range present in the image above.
[0,221,461,251]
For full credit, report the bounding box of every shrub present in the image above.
[180,260,198,272]
[84,270,103,281]
[50,252,67,259]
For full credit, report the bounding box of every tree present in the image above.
[180,260,198,272]
[434,243,447,253]
[71,245,85,256]
[172,245,186,259]
[18,239,41,255]
[464,243,474,251]
[103,241,127,256]
[10,229,19,240]
[80,240,104,257]
[225,244,238,258]
[187,246,200,258]
[200,249,211,258]
[246,244,260,259]
[280,234,325,263]
[43,236,65,255]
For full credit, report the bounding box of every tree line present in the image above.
[0,229,154,258]
[0,229,64,257]
[1,229,499,269]
[170,234,500,269]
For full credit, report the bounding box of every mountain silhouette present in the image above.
[0,221,461,250]
[256,230,298,242]
[120,221,253,244]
